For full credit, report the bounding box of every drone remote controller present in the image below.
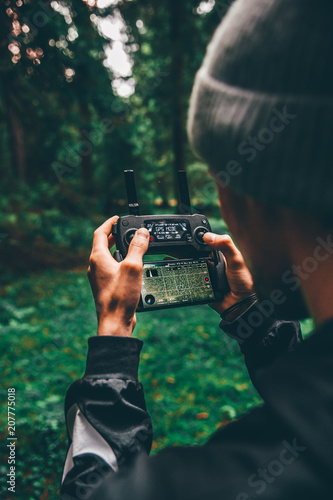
[112,170,229,312]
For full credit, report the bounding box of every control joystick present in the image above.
[124,229,137,245]
[194,227,209,245]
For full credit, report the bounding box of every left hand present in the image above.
[87,216,150,336]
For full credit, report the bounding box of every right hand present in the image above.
[87,216,150,336]
[203,232,255,315]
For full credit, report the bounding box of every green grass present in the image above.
[0,260,314,499]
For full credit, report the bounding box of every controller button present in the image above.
[197,230,206,242]
[122,220,129,226]
[194,227,208,244]
[202,219,208,225]
[124,229,137,245]
[149,236,154,242]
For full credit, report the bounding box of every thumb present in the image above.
[203,232,245,271]
[126,228,150,261]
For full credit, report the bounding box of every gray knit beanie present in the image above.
[187,0,333,215]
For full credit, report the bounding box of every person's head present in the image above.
[215,180,333,320]
[187,0,333,320]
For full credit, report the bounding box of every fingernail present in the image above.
[136,228,149,239]
[203,232,215,244]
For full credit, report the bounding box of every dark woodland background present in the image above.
[0,0,231,271]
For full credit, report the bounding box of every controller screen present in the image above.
[141,258,215,309]
[145,220,190,242]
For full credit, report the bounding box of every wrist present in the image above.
[222,301,256,322]
[220,293,258,322]
[97,316,134,337]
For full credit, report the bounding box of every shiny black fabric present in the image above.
[61,314,333,499]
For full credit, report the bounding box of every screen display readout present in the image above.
[144,220,190,242]
[141,259,215,308]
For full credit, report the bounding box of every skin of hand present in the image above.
[87,216,150,337]
[203,232,256,316]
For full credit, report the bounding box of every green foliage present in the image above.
[0,0,225,225]
[0,271,94,499]
[0,184,100,273]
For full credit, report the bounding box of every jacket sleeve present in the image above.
[60,336,153,499]
[219,300,303,380]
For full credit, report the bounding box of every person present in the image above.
[60,0,333,498]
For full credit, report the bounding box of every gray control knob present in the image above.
[124,229,137,246]
[194,227,208,244]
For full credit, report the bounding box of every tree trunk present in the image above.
[80,101,94,195]
[170,0,186,201]
[2,80,26,183]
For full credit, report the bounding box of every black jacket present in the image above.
[60,304,333,499]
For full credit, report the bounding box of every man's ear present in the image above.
[216,183,249,228]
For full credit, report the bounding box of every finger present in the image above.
[107,233,116,249]
[203,233,245,270]
[125,228,150,264]
[92,216,119,251]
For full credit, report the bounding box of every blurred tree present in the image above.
[0,0,232,214]
[0,0,120,196]
[116,0,224,205]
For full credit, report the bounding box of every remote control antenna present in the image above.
[177,170,192,215]
[124,170,140,216]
